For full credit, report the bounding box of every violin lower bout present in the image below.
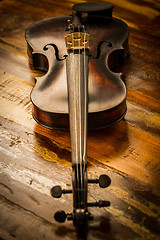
[32,99,126,130]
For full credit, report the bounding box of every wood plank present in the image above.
[0,0,160,239]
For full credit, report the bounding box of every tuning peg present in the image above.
[99,175,111,188]
[54,210,67,222]
[88,174,111,188]
[88,200,110,208]
[50,185,72,198]
[54,210,73,223]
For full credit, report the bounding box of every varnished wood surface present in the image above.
[0,0,160,239]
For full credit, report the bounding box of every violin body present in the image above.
[26,3,129,130]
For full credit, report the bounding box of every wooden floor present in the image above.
[0,0,160,239]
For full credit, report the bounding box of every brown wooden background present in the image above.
[0,0,160,239]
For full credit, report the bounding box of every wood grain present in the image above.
[0,0,160,239]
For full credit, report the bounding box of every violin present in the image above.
[25,2,129,230]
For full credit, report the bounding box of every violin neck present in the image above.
[66,51,88,210]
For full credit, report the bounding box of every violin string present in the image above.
[81,27,84,207]
[77,26,81,209]
[83,27,87,209]
[82,26,84,206]
[78,25,83,209]
[76,26,80,209]
[72,25,79,209]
